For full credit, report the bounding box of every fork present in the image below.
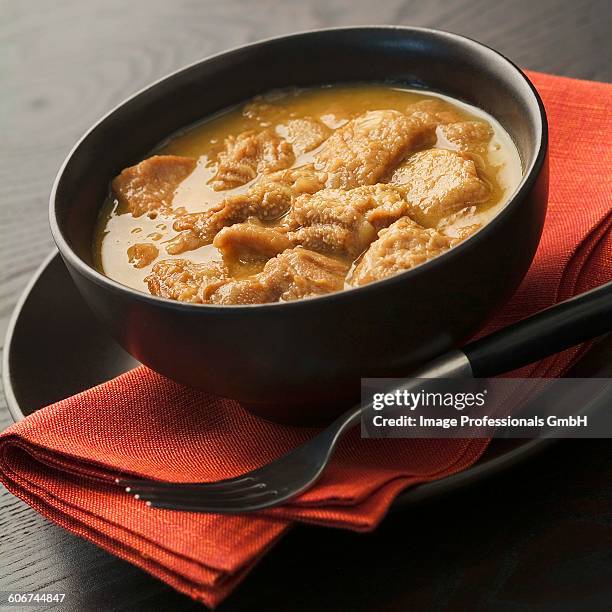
[118,281,612,513]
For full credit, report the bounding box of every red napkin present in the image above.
[0,71,610,607]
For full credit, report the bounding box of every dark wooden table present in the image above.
[1,1,611,610]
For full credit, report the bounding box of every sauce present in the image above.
[93,84,522,296]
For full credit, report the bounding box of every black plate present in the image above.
[3,251,612,507]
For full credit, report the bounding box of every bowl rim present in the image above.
[49,25,548,313]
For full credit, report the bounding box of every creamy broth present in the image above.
[93,84,522,303]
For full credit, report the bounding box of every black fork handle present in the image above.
[463,281,612,377]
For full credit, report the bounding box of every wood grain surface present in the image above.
[1,1,611,610]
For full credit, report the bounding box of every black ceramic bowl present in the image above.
[50,27,548,423]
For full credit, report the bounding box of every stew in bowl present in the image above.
[95,85,521,305]
[51,27,547,419]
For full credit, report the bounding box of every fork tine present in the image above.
[139,488,277,505]
[129,481,268,500]
[117,475,256,492]
[140,489,280,512]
